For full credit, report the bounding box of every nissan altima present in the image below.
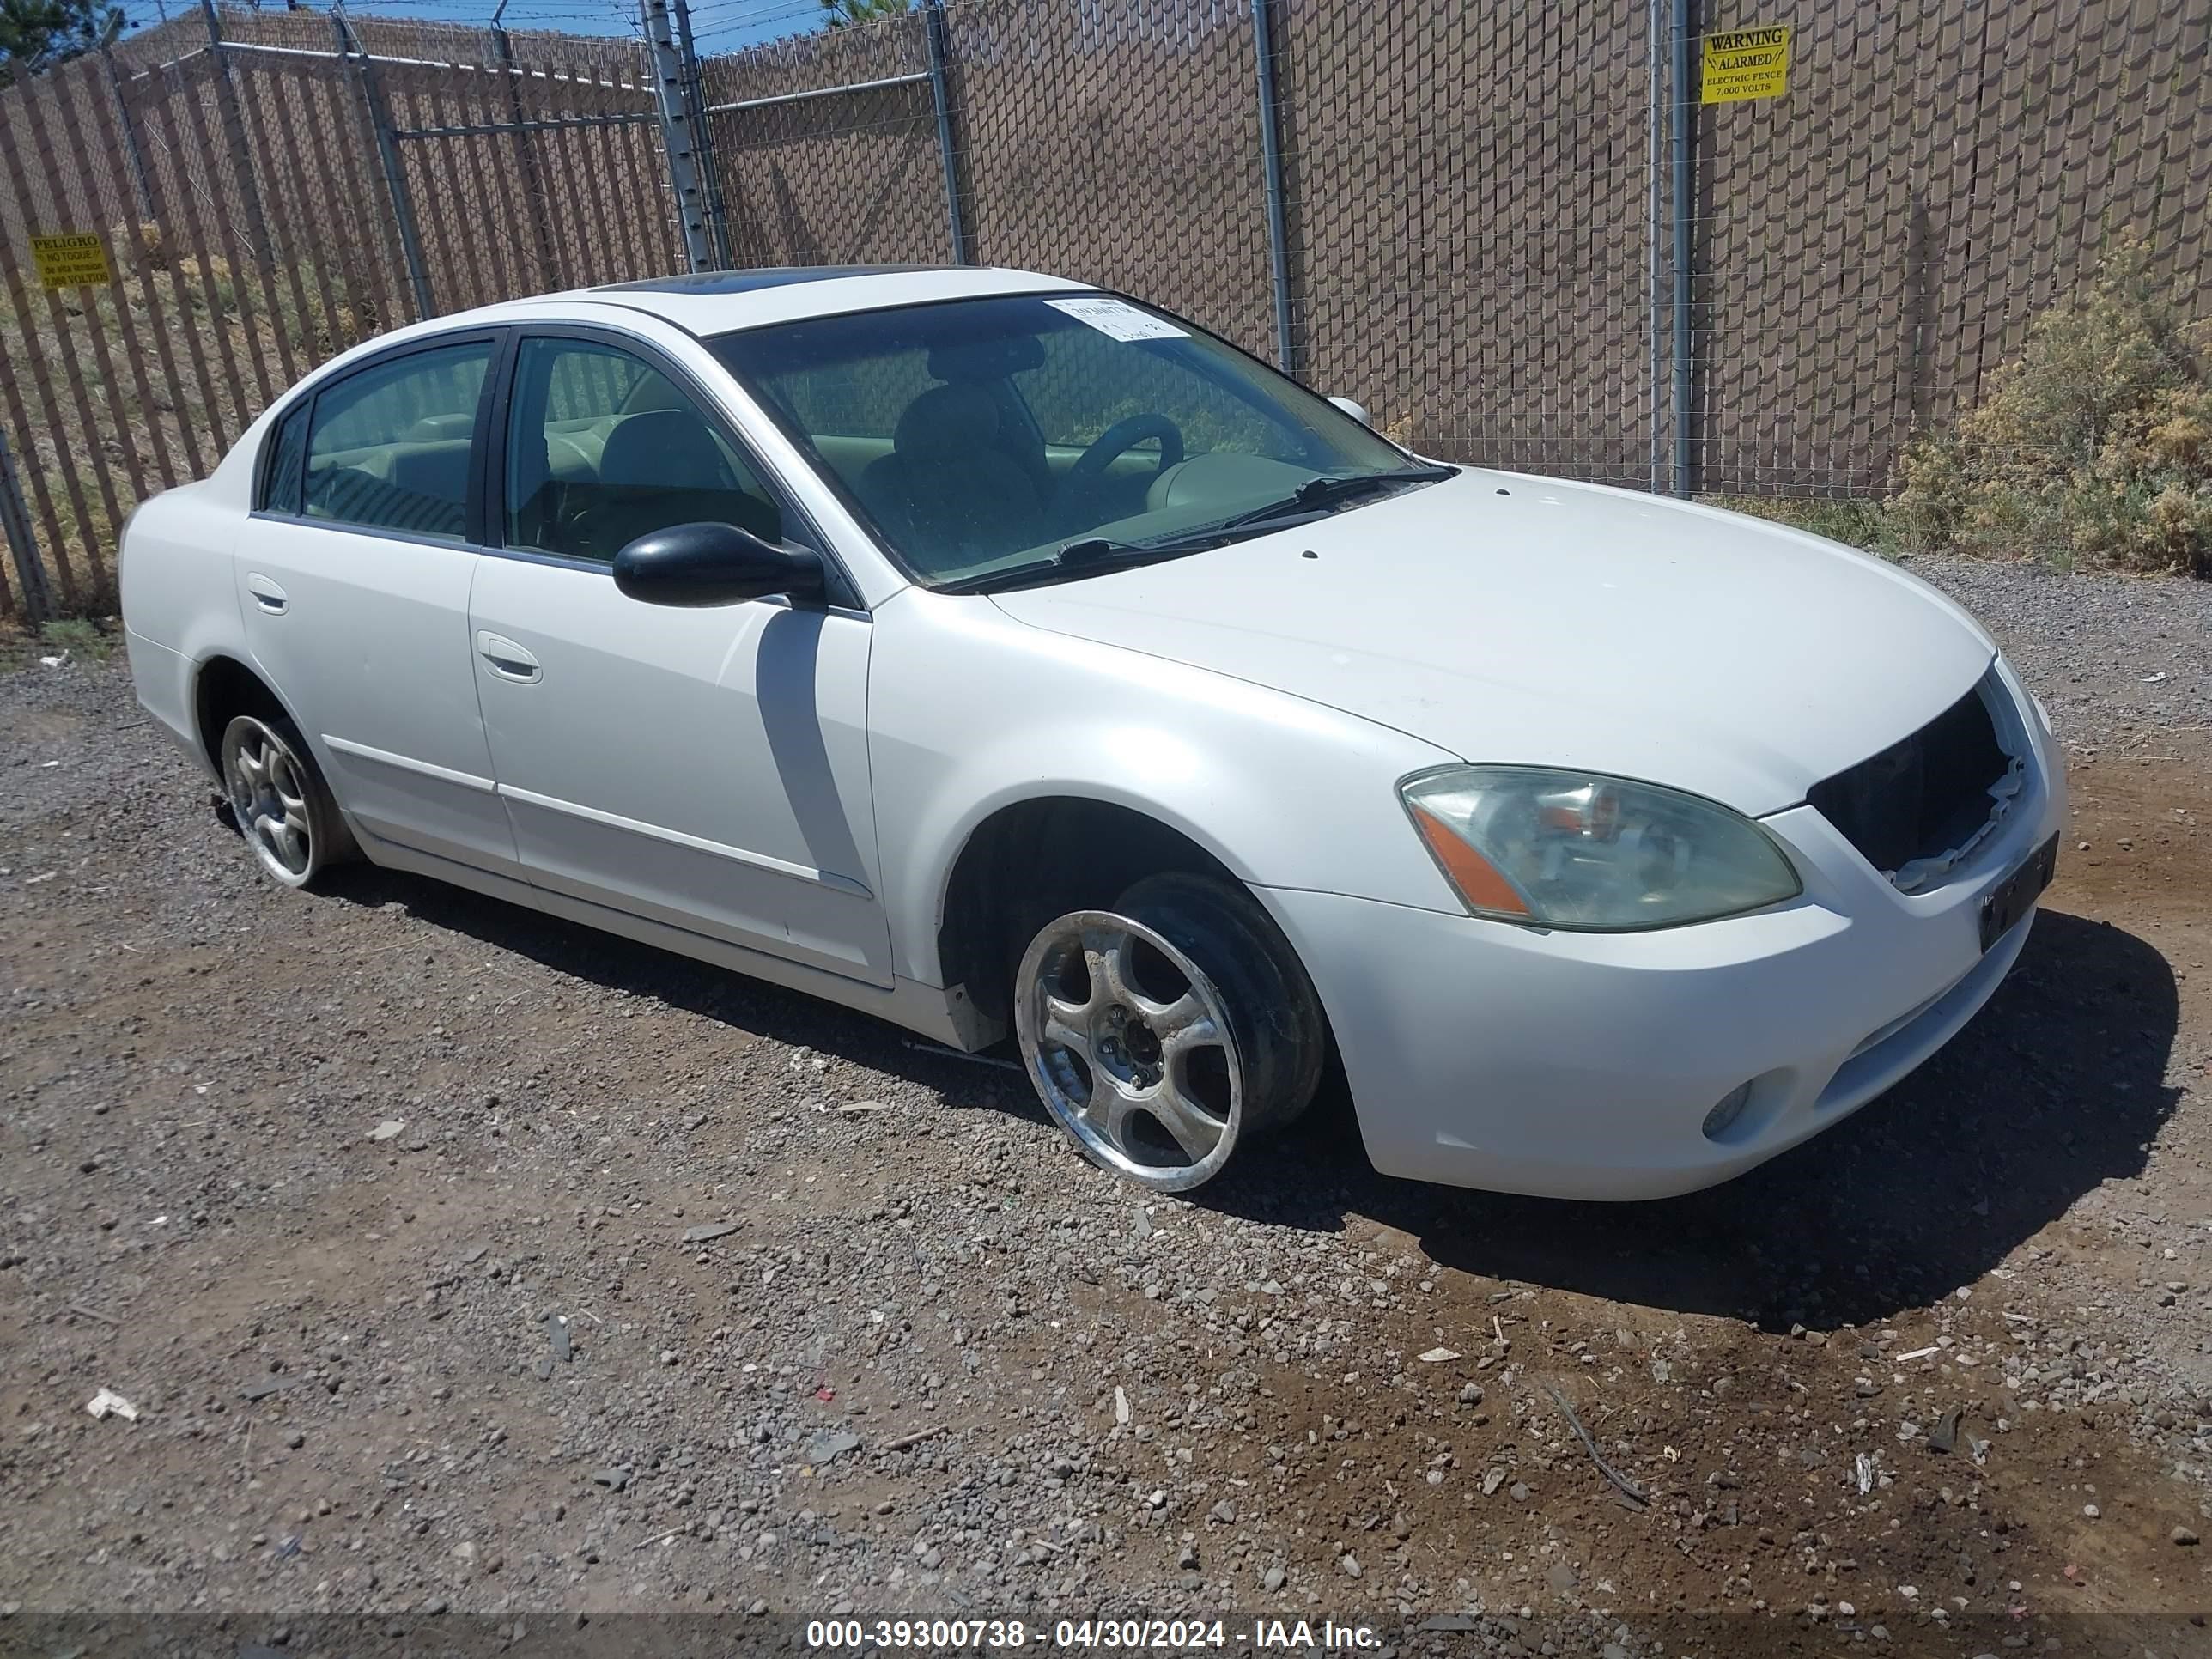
[119,264,2065,1198]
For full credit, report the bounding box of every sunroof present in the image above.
[594,266,933,295]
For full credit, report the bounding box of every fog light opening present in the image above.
[1701,1081,1755,1143]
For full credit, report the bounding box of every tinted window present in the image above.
[1014,321,1286,457]
[260,401,309,514]
[504,337,781,564]
[302,342,491,541]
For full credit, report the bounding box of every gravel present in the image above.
[1905,552,2212,744]
[3,564,2209,1652]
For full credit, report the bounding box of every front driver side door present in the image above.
[468,329,893,987]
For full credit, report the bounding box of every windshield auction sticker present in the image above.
[1701,23,1791,102]
[1045,296,1189,342]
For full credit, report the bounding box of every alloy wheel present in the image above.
[222,717,318,886]
[1015,910,1243,1190]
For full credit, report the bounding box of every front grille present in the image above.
[1808,673,2018,885]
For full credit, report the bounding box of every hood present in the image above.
[989,471,1996,816]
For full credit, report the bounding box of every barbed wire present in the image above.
[143,0,827,49]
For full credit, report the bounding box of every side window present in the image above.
[260,400,309,514]
[505,337,781,564]
[302,341,492,541]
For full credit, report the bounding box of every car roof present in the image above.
[456,264,1097,339]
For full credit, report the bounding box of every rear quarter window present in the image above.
[259,401,310,515]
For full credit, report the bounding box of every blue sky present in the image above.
[117,0,830,56]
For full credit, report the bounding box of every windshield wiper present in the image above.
[1211,465,1457,532]
[934,533,1224,596]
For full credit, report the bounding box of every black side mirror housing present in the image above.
[612,521,826,608]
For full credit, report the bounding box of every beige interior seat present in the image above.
[855,384,1048,569]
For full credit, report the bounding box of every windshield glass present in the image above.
[710,293,1438,590]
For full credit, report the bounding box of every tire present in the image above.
[217,712,356,890]
[1012,871,1326,1193]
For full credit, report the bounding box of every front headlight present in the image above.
[1401,765,1802,930]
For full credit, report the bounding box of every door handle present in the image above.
[476,630,541,684]
[246,574,288,615]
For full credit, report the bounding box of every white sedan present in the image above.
[119,265,2065,1199]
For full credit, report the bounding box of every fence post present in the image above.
[921,0,968,265]
[0,427,58,624]
[1249,0,1293,372]
[196,0,274,263]
[643,0,716,272]
[1646,0,1665,494]
[1668,0,1697,498]
[669,0,731,269]
[335,9,435,319]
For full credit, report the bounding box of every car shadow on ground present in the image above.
[1210,906,2183,1329]
[312,858,1059,1125]
[314,844,2178,1330]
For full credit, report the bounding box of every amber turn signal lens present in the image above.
[1411,803,1531,917]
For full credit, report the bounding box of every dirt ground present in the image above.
[3,633,2209,1658]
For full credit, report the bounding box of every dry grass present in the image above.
[1887,236,2212,576]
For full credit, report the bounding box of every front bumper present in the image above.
[1261,665,2068,1201]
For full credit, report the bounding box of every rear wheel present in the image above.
[219,713,355,889]
[1013,872,1325,1193]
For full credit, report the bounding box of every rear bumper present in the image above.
[1260,673,2067,1200]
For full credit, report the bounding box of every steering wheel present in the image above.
[1065,414,1185,486]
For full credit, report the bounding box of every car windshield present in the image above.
[710,293,1446,591]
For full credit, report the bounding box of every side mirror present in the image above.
[1327,395,1371,427]
[612,521,825,608]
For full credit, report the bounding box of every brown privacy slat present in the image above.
[251,58,350,357]
[23,70,151,516]
[410,76,481,307]
[566,116,637,283]
[230,62,316,390]
[56,58,186,495]
[482,114,545,295]
[11,83,127,586]
[394,70,472,311]
[328,14,421,331]
[138,67,256,457]
[0,164,80,599]
[462,105,526,304]
[221,52,306,391]
[108,61,216,480]
[289,65,385,345]
[176,63,286,413]
[240,58,337,358]
[605,123,659,283]
[422,69,501,308]
[492,29,562,292]
[532,106,593,292]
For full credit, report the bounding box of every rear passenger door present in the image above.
[234,332,521,877]
[469,328,892,986]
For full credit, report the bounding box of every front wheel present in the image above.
[1013,872,1326,1193]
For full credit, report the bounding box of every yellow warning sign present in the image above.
[30,231,113,290]
[1702,24,1791,103]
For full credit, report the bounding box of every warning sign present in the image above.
[30,231,113,290]
[1702,24,1791,103]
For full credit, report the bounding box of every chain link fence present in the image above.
[3,0,2208,618]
